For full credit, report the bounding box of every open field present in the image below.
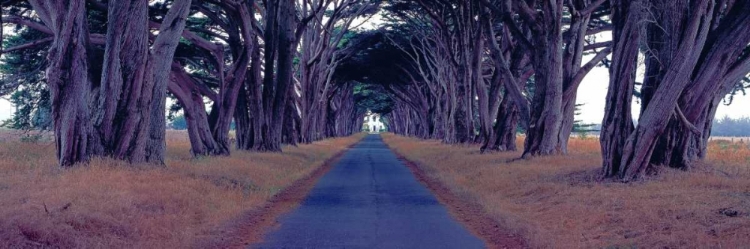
[0,130,365,248]
[382,133,750,248]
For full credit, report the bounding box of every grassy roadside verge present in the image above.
[382,133,750,248]
[0,130,365,248]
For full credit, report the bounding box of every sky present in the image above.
[0,98,10,121]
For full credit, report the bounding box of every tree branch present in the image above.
[566,46,612,97]
[4,15,53,35]
[579,0,608,17]
[584,41,612,51]
[1,36,54,53]
[675,105,702,135]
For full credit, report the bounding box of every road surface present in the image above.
[255,134,484,249]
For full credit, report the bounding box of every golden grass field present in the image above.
[0,129,365,248]
[382,133,750,248]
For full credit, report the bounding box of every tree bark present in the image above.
[260,0,295,151]
[232,1,265,151]
[93,0,150,160]
[169,65,223,157]
[30,0,191,166]
[521,0,565,158]
[600,0,641,178]
[618,0,714,181]
[142,0,192,164]
[29,0,92,167]
[482,92,519,152]
[207,2,255,154]
[649,1,750,169]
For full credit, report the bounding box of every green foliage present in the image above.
[354,83,393,115]
[2,85,51,130]
[0,27,51,130]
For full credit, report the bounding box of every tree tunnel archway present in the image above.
[1,0,749,182]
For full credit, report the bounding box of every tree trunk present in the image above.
[142,0,192,164]
[93,0,150,160]
[496,96,519,151]
[617,0,714,181]
[522,3,565,158]
[600,0,641,178]
[482,92,519,152]
[89,0,192,164]
[169,65,223,157]
[235,82,254,150]
[260,0,295,152]
[208,2,255,154]
[648,1,750,169]
[284,98,300,145]
[32,0,191,166]
[30,0,92,167]
[237,22,264,151]
[208,49,248,154]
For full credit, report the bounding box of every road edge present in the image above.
[383,140,528,249]
[195,136,364,249]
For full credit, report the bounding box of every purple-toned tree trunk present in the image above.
[600,0,641,178]
[30,0,192,166]
[29,0,92,167]
[617,0,714,181]
[520,0,565,158]
[169,65,223,157]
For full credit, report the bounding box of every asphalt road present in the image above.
[255,134,484,249]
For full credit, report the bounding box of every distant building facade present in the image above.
[363,112,385,133]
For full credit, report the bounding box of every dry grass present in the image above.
[382,133,750,248]
[0,130,365,248]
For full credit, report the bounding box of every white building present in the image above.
[364,112,385,133]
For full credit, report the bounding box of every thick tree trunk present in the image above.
[648,1,750,170]
[142,0,192,164]
[496,97,519,151]
[169,66,223,157]
[617,0,714,181]
[260,0,295,152]
[208,2,255,154]
[30,0,92,166]
[522,8,564,158]
[284,98,300,146]
[235,83,254,150]
[208,50,249,154]
[482,17,531,153]
[482,93,519,152]
[650,111,711,168]
[32,0,191,166]
[600,0,641,178]
[237,24,264,151]
[93,0,150,160]
[454,69,471,143]
[89,0,191,164]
